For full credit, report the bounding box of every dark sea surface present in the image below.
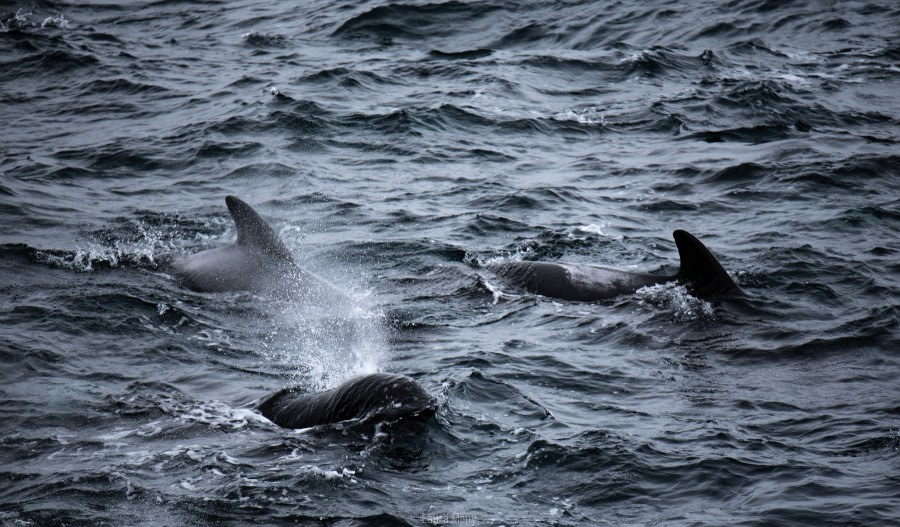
[1,1,899,525]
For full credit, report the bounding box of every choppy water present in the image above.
[2,1,899,525]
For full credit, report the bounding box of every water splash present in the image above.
[481,243,536,266]
[636,282,715,322]
[33,220,174,271]
[572,223,615,239]
[41,14,69,29]
[261,276,387,392]
[1,8,69,31]
[178,401,269,430]
[0,8,32,31]
[558,107,607,125]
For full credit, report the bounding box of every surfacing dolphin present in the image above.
[486,230,742,302]
[171,195,344,299]
[257,373,436,429]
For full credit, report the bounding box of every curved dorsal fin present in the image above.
[673,230,741,299]
[225,195,295,265]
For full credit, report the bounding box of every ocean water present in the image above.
[1,1,899,525]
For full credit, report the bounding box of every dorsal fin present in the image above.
[673,230,741,299]
[225,195,295,265]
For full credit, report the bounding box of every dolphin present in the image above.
[257,373,436,429]
[486,230,742,302]
[170,195,344,299]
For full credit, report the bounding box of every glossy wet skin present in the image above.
[170,196,345,300]
[486,230,743,302]
[487,261,672,302]
[171,244,282,292]
[257,373,436,429]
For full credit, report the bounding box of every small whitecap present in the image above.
[558,107,606,125]
[1,8,32,31]
[619,50,647,64]
[176,399,268,430]
[300,465,357,481]
[40,14,70,29]
[574,223,610,237]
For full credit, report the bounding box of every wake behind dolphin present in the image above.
[487,230,742,302]
[171,196,346,301]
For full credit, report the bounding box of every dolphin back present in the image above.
[257,373,436,429]
[673,230,742,299]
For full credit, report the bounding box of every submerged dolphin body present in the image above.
[257,373,436,429]
[486,230,742,302]
[171,196,342,298]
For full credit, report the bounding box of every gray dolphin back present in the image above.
[672,230,741,299]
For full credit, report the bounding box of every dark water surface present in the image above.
[2,1,899,525]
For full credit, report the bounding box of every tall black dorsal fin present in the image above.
[225,195,294,264]
[673,230,741,299]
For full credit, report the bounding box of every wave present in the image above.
[75,78,170,96]
[333,1,502,41]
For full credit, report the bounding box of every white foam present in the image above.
[619,49,648,64]
[177,400,270,430]
[34,220,173,272]
[480,277,506,305]
[0,9,70,32]
[636,282,715,322]
[574,223,609,236]
[481,242,535,267]
[300,465,358,481]
[40,14,69,29]
[558,107,607,125]
[0,8,31,32]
